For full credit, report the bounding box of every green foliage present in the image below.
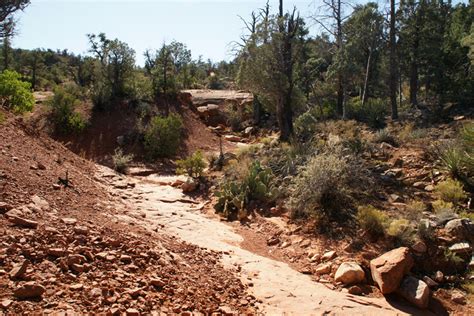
[289,153,353,220]
[434,179,467,204]
[438,143,465,177]
[346,98,388,129]
[112,148,133,174]
[443,248,464,266]
[144,113,183,158]
[214,161,274,220]
[176,151,206,178]
[405,200,426,220]
[0,70,34,113]
[0,111,4,124]
[387,219,414,245]
[373,128,397,145]
[356,205,387,237]
[47,86,86,134]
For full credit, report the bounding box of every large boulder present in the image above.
[397,276,430,309]
[370,247,414,294]
[13,282,45,299]
[334,262,365,285]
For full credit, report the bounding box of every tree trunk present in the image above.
[389,0,398,120]
[336,0,345,118]
[409,13,420,107]
[362,50,372,106]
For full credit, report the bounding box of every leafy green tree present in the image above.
[0,0,29,38]
[0,69,34,113]
[47,85,86,134]
[87,33,136,108]
[144,113,184,158]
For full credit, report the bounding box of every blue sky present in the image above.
[13,0,320,65]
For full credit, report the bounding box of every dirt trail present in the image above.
[98,167,430,315]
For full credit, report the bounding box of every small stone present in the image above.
[413,182,426,189]
[150,278,165,288]
[61,218,77,225]
[126,308,140,316]
[47,248,66,257]
[267,236,280,246]
[334,262,365,285]
[397,276,430,309]
[8,215,38,229]
[309,254,321,263]
[13,282,46,299]
[1,299,13,309]
[53,184,61,190]
[348,285,363,295]
[422,276,438,288]
[321,250,337,261]
[73,226,88,235]
[451,290,466,305]
[424,185,434,192]
[70,283,84,290]
[120,255,132,263]
[411,241,427,253]
[434,271,444,283]
[315,263,332,275]
[449,242,471,254]
[9,260,29,279]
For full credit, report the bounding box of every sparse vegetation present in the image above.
[387,219,414,245]
[434,179,467,204]
[144,113,183,158]
[112,148,134,174]
[356,205,387,237]
[176,151,206,178]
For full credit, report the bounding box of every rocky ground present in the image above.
[0,113,254,314]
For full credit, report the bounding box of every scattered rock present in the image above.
[13,282,46,299]
[451,290,466,305]
[224,135,242,142]
[334,262,365,285]
[422,276,438,288]
[424,185,434,192]
[7,215,38,229]
[126,308,140,316]
[315,263,332,275]
[9,260,30,279]
[321,250,337,261]
[70,283,84,291]
[61,217,77,225]
[445,219,474,242]
[397,276,430,309]
[449,242,472,254]
[370,247,414,294]
[434,271,444,283]
[411,241,427,253]
[348,285,363,295]
[181,178,198,193]
[0,299,13,309]
[266,236,280,246]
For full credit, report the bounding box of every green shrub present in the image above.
[144,113,183,158]
[387,219,414,245]
[373,128,397,145]
[356,205,388,236]
[0,112,5,124]
[176,151,206,178]
[434,179,467,204]
[0,70,35,114]
[289,153,353,220]
[47,86,87,134]
[346,98,388,129]
[405,200,426,220]
[214,161,274,220]
[112,148,134,174]
[91,81,112,111]
[439,143,466,178]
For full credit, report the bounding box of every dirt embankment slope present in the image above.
[0,111,254,314]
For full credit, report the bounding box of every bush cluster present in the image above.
[176,151,206,178]
[346,98,388,129]
[144,113,184,158]
[48,86,87,134]
[0,70,35,114]
[112,148,134,174]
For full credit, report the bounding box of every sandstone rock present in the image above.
[61,217,77,225]
[70,283,84,290]
[449,242,471,254]
[0,299,12,309]
[451,290,466,305]
[424,185,434,192]
[315,263,332,275]
[434,271,444,283]
[334,262,365,285]
[31,195,49,211]
[370,247,414,294]
[321,250,337,261]
[8,215,38,229]
[224,135,242,142]
[120,255,132,263]
[266,236,280,246]
[74,226,89,235]
[126,308,140,316]
[397,276,430,309]
[9,260,29,279]
[422,276,438,288]
[181,178,198,193]
[14,282,46,299]
[47,248,66,257]
[150,278,165,288]
[411,241,427,253]
[0,202,12,213]
[445,219,474,242]
[348,285,363,295]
